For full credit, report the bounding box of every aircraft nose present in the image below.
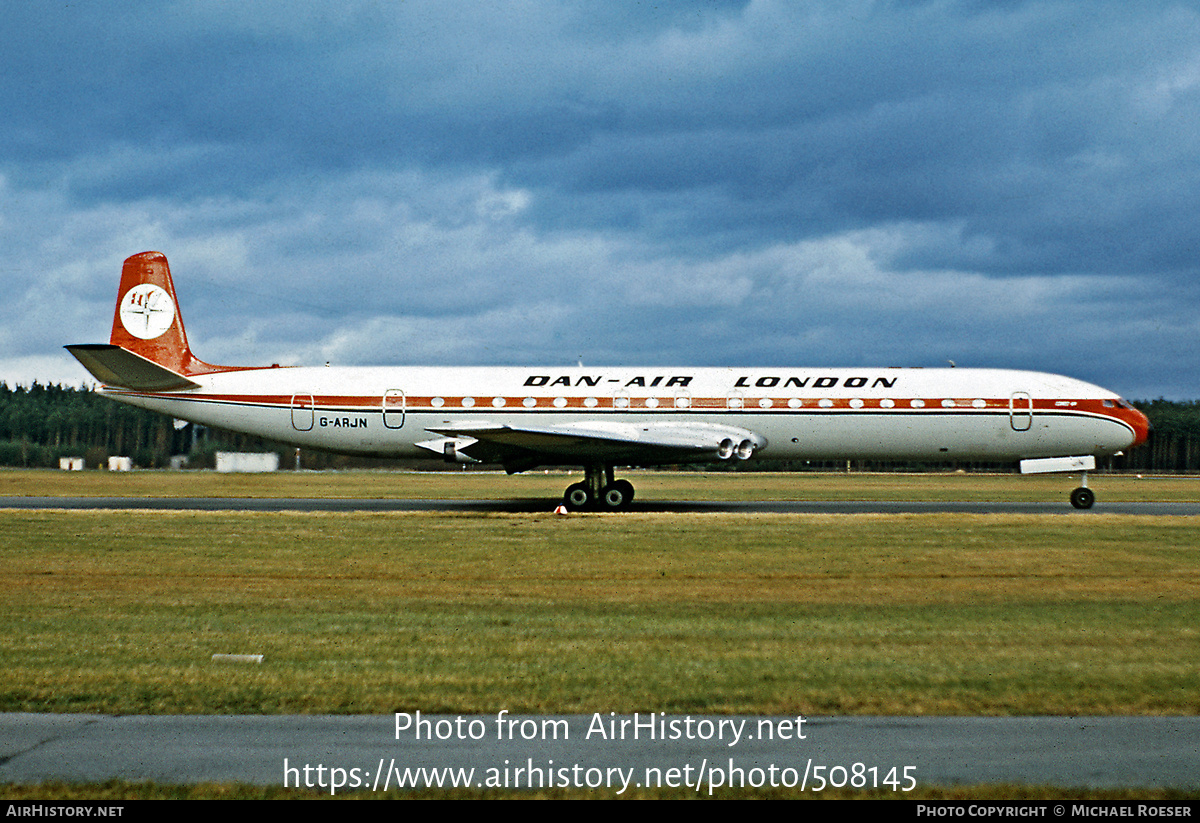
[1126,404,1151,448]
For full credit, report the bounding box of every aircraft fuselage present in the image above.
[103,364,1145,465]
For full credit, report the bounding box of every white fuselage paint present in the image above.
[103,365,1142,466]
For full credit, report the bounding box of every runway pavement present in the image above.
[2,714,1198,792]
[3,496,1200,515]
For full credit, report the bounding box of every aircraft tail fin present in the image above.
[108,251,215,375]
[67,251,241,388]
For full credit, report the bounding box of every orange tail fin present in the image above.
[109,251,220,376]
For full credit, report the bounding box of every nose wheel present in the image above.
[1070,471,1095,509]
[563,465,635,511]
[1070,486,1095,509]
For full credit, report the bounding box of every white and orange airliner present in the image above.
[68,251,1150,510]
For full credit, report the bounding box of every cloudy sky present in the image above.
[3,1,1198,399]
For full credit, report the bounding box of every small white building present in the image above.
[107,456,133,471]
[215,452,280,473]
[59,457,85,471]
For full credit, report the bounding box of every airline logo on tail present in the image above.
[119,284,176,339]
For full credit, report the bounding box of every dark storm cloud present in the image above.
[1,1,1197,397]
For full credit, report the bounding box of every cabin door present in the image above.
[1009,392,1032,432]
[291,394,314,431]
[383,389,406,429]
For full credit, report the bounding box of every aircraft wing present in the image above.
[421,420,766,472]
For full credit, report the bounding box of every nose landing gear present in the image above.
[1019,455,1099,510]
[1070,473,1095,510]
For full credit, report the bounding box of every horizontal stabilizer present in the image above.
[64,344,201,391]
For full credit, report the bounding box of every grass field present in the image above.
[2,470,1197,798]
[1,478,1197,714]
[3,467,1200,502]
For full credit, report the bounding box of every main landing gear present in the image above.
[563,464,635,512]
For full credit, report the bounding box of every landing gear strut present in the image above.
[563,464,635,512]
[1070,471,1095,510]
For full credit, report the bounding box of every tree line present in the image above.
[1,382,1198,472]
